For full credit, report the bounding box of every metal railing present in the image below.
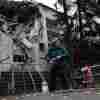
[0,63,100,96]
[0,63,49,95]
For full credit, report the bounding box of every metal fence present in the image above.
[0,63,100,96]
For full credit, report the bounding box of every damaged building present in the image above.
[0,0,66,95]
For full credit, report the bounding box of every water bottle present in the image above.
[42,81,48,93]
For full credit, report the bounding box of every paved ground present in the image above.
[16,93,100,100]
[0,88,100,100]
[16,88,100,100]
